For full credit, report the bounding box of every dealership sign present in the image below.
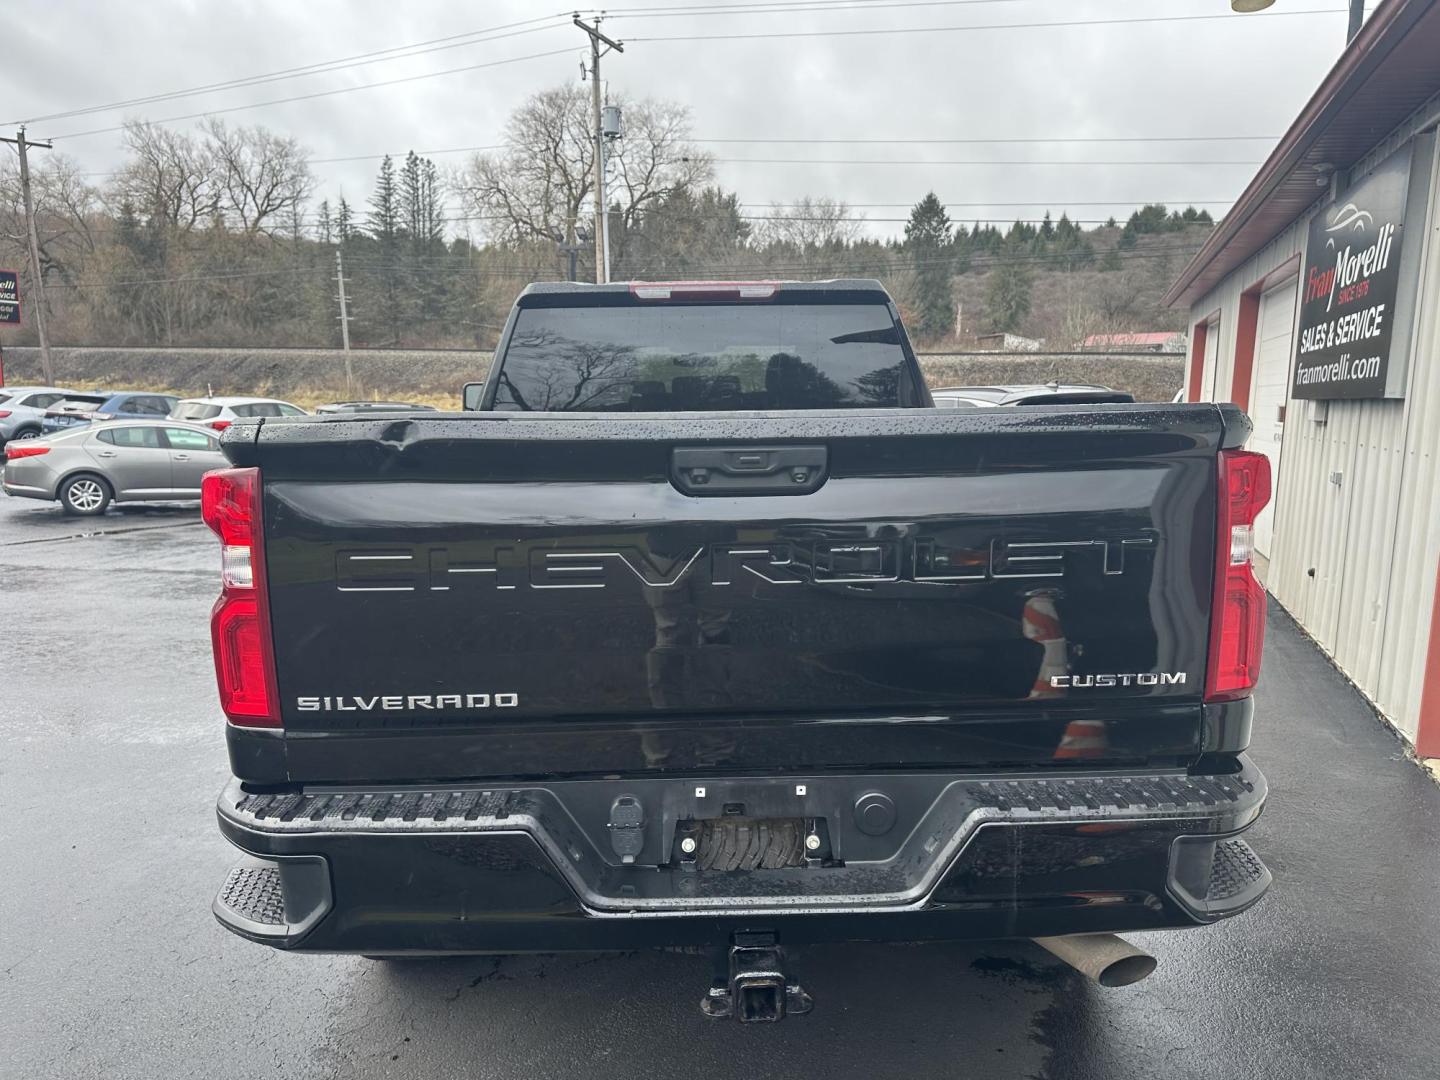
[0,269,19,325]
[1293,144,1423,399]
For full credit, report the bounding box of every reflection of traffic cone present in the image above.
[1055,718,1110,760]
[1023,591,1068,699]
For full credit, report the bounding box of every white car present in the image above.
[0,385,86,445]
[168,396,308,432]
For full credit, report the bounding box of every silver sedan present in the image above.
[2,419,227,515]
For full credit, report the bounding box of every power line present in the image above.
[7,15,570,126]
[312,144,505,165]
[628,8,1348,42]
[25,6,1343,140]
[329,237,1213,271]
[76,199,1228,239]
[606,0,1097,16]
[46,47,577,141]
[693,135,1280,144]
[702,157,1261,165]
[45,241,1205,289]
[77,143,508,178]
[609,0,1059,11]
[44,263,564,290]
[750,200,1234,207]
[78,137,1272,177]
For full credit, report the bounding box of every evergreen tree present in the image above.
[985,262,1033,333]
[368,155,399,244]
[614,186,749,275]
[317,199,333,245]
[904,192,954,340]
[904,192,952,250]
[422,159,444,243]
[394,151,450,329]
[401,151,424,240]
[336,197,354,241]
[365,157,402,343]
[1005,219,1037,247]
[1040,211,1055,240]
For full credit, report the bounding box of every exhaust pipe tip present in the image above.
[1032,934,1158,987]
[1094,952,1158,987]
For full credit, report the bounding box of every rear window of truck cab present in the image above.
[492,302,916,411]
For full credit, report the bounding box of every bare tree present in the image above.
[753,197,864,250]
[454,84,713,252]
[608,98,714,231]
[203,119,313,235]
[109,121,220,232]
[0,153,100,288]
[751,197,865,277]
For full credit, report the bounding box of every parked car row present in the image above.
[0,387,308,445]
[1,387,436,514]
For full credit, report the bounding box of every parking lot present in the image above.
[3,490,1439,1080]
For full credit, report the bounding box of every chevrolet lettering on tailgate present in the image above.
[334,535,1158,593]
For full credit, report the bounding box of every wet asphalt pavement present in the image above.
[2,491,1438,1080]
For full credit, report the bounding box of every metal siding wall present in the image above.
[1185,112,1440,745]
[1187,222,1309,414]
[1374,134,1440,741]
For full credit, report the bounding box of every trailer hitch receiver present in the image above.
[701,932,812,1022]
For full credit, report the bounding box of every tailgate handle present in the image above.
[672,445,828,496]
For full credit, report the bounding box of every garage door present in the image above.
[1248,277,1298,560]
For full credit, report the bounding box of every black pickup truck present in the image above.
[208,280,1272,1020]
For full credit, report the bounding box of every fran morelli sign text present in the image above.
[1293,145,1414,399]
[0,269,19,326]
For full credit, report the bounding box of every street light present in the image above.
[1232,0,1364,42]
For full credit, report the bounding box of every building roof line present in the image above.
[1164,0,1440,308]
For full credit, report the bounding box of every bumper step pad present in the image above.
[1208,837,1270,905]
[212,855,333,945]
[1168,835,1271,919]
[218,865,285,928]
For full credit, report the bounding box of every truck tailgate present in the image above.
[226,405,1244,781]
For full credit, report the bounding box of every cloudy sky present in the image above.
[6,0,1375,239]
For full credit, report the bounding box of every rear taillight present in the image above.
[0,410,11,419]
[5,444,50,460]
[1205,449,1272,702]
[210,419,232,431]
[201,467,280,726]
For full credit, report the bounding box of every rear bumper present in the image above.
[1,479,52,499]
[215,757,1270,953]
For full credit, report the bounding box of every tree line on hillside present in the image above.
[0,84,1215,350]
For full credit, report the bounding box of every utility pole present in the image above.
[557,242,582,282]
[575,15,622,284]
[334,249,354,393]
[1347,0,1364,43]
[2,127,54,384]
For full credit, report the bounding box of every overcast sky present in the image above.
[5,0,1375,239]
